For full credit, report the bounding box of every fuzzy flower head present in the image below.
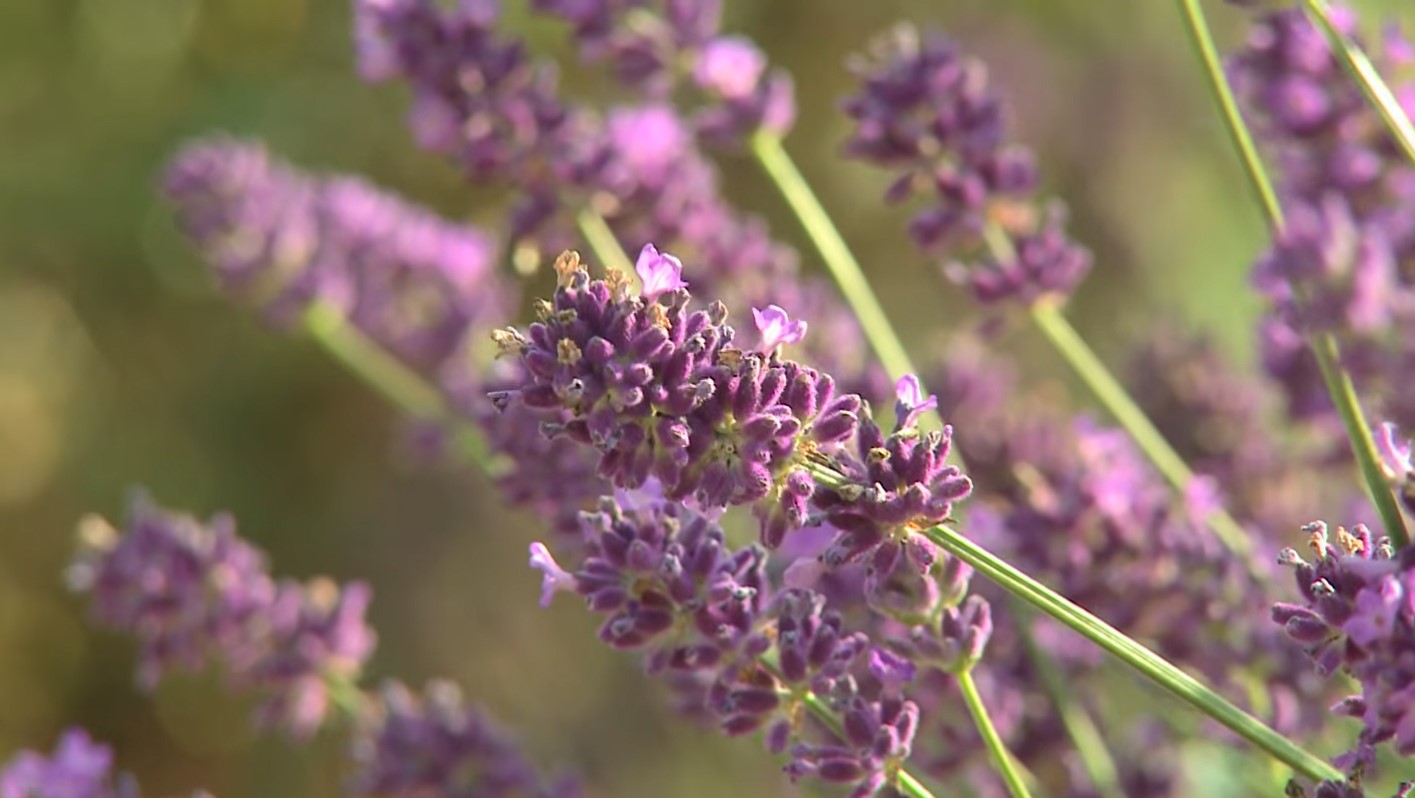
[694,37,767,101]
[352,680,580,798]
[751,304,808,352]
[491,249,863,547]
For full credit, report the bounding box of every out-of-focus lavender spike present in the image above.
[164,137,511,372]
[350,680,581,798]
[1227,4,1415,429]
[68,493,376,738]
[841,25,1091,306]
[0,728,218,798]
[529,0,794,147]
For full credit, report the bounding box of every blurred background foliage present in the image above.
[1,0,1412,795]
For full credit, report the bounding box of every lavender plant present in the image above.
[21,0,1415,796]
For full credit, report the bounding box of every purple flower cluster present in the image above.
[350,680,580,798]
[1228,3,1415,428]
[1273,520,1415,768]
[67,493,376,738]
[353,0,884,402]
[529,0,795,146]
[164,137,511,373]
[529,489,930,797]
[494,247,867,547]
[0,728,211,798]
[841,25,1091,305]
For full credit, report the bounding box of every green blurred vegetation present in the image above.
[0,0,1409,795]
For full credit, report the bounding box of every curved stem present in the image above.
[917,520,1343,782]
[1028,300,1259,563]
[1175,0,1411,549]
[1300,0,1415,170]
[958,669,1034,798]
[749,130,917,385]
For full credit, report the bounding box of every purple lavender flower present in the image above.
[69,493,376,738]
[351,680,580,798]
[1272,520,1415,764]
[529,1,795,146]
[751,304,808,352]
[811,375,971,566]
[164,137,511,371]
[0,730,133,798]
[493,249,863,546]
[842,25,1090,305]
[634,243,689,300]
[1228,4,1415,428]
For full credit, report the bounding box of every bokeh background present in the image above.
[0,0,1410,795]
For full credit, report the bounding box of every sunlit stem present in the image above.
[958,668,1034,798]
[302,303,485,461]
[1301,0,1415,170]
[749,131,918,386]
[1174,0,1410,548]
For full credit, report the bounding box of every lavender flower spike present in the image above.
[69,492,377,738]
[0,728,214,798]
[352,680,581,798]
[751,304,808,352]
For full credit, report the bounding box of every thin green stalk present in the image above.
[1012,600,1124,798]
[749,130,917,384]
[1301,0,1415,170]
[1028,298,1258,561]
[917,519,1343,782]
[1176,0,1284,223]
[302,303,485,461]
[958,669,1033,798]
[575,208,636,279]
[1175,0,1411,549]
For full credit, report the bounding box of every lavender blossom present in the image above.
[0,729,213,798]
[842,25,1091,305]
[1272,520,1415,764]
[1228,4,1415,428]
[493,249,864,546]
[812,375,971,566]
[68,493,376,738]
[164,137,511,371]
[529,0,795,146]
[351,680,580,798]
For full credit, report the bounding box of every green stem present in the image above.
[1175,0,1411,549]
[576,209,636,281]
[1175,0,1284,224]
[301,303,485,461]
[1301,0,1415,170]
[917,520,1343,782]
[749,130,917,384]
[957,669,1034,798]
[1027,300,1258,561]
[1012,600,1124,798]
